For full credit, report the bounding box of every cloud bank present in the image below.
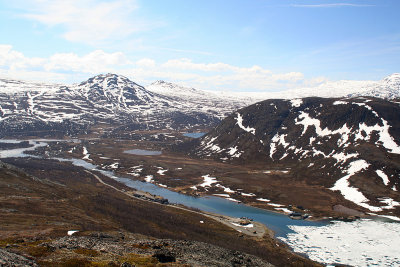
[0,44,327,91]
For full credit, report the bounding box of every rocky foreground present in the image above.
[1,232,273,267]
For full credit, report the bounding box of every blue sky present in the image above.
[0,0,399,91]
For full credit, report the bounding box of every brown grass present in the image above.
[0,156,320,266]
[74,248,100,257]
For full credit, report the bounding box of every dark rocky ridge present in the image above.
[193,97,400,214]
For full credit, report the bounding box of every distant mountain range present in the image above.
[233,73,400,100]
[0,73,399,138]
[193,96,400,214]
[0,74,245,137]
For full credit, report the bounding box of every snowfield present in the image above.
[279,219,400,267]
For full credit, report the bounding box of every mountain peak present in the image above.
[382,73,400,85]
[81,73,133,85]
[152,80,167,85]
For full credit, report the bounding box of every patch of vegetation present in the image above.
[59,258,93,267]
[25,245,52,257]
[120,253,159,266]
[74,248,100,257]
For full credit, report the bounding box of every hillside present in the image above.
[193,97,400,214]
[1,73,399,138]
[2,157,312,266]
[0,74,244,138]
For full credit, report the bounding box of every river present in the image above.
[0,139,324,237]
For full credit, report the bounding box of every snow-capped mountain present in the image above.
[194,97,400,214]
[147,80,251,116]
[348,73,400,99]
[0,74,242,137]
[226,73,400,101]
[0,72,399,138]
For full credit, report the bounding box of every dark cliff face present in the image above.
[193,97,400,212]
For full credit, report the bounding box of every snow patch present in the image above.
[199,175,218,189]
[67,230,79,236]
[232,222,254,228]
[290,99,302,107]
[157,168,168,175]
[379,197,400,209]
[376,170,390,186]
[82,146,91,160]
[109,162,119,169]
[275,207,292,214]
[144,175,154,183]
[235,112,256,135]
[268,203,284,207]
[257,198,271,202]
[330,160,383,211]
[216,183,236,193]
[355,118,400,154]
[227,146,242,158]
[241,192,256,197]
[333,100,348,105]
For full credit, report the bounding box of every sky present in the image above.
[0,0,399,92]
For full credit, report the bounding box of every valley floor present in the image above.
[0,147,319,266]
[52,130,386,221]
[1,127,400,266]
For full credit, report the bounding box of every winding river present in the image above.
[0,139,324,237]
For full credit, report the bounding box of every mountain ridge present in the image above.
[192,96,400,214]
[0,73,241,137]
[0,73,399,138]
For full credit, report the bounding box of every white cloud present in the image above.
[0,44,45,71]
[136,58,156,68]
[162,58,237,72]
[17,0,157,45]
[0,45,131,82]
[0,44,323,91]
[44,50,130,73]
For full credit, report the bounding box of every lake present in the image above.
[183,132,206,138]
[124,149,162,156]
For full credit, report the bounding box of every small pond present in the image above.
[183,132,206,138]
[124,149,162,156]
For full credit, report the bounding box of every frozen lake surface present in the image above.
[279,218,400,266]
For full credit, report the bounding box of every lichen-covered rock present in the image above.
[0,248,38,266]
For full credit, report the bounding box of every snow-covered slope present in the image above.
[0,74,242,137]
[193,97,400,214]
[223,73,400,101]
[1,73,399,137]
[148,73,400,106]
[0,78,61,93]
[147,80,251,116]
[348,73,400,99]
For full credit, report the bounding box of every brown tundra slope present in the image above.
[0,158,320,266]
